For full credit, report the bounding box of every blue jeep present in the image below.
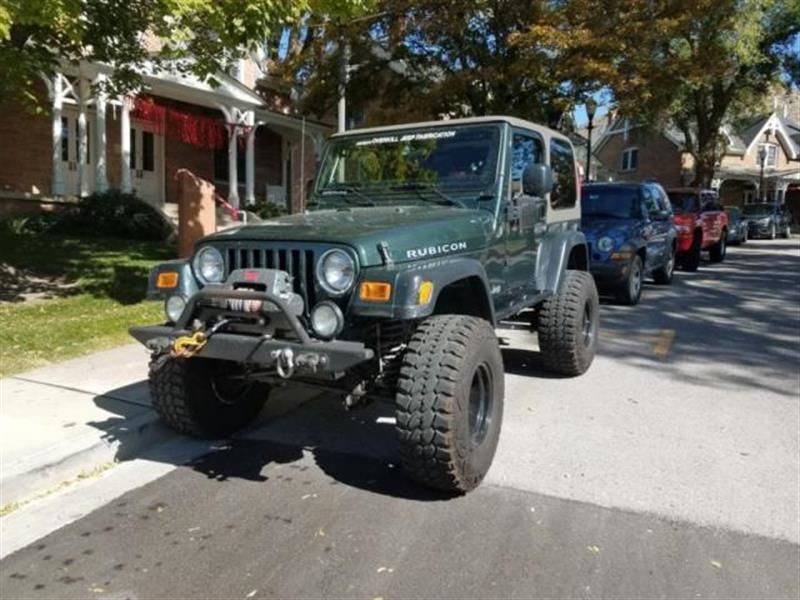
[581,182,677,305]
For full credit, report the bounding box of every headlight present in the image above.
[165,295,186,323]
[597,236,614,252]
[317,249,355,295]
[310,301,344,339]
[193,246,224,283]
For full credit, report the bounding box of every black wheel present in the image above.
[680,231,702,271]
[710,230,727,263]
[741,228,747,244]
[149,356,269,438]
[653,244,675,285]
[395,315,504,494]
[614,254,644,305]
[783,225,791,239]
[769,222,776,240]
[537,270,599,376]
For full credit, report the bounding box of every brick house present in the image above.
[591,104,800,219]
[0,57,331,219]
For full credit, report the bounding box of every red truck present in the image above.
[666,188,729,271]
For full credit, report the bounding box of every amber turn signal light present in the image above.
[359,281,392,302]
[418,280,434,305]
[156,271,179,288]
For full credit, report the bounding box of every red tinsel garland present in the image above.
[132,96,229,150]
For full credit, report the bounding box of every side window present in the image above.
[511,132,543,192]
[621,147,638,172]
[549,138,577,209]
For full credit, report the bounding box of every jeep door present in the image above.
[641,184,669,271]
[501,129,545,303]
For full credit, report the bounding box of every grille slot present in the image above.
[224,245,323,312]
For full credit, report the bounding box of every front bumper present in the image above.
[748,221,772,237]
[590,260,629,286]
[129,287,373,373]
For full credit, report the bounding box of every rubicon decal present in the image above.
[406,241,468,259]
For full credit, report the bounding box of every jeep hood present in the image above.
[581,218,638,240]
[206,205,494,266]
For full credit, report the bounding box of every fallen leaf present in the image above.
[587,545,600,554]
[188,527,200,532]
[89,587,104,593]
[318,528,326,537]
[710,560,722,569]
[377,567,387,573]
[529,507,536,513]
[246,590,258,598]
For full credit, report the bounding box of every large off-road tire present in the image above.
[537,270,599,376]
[652,244,675,285]
[709,230,727,263]
[614,254,644,305]
[149,356,269,438]
[680,230,702,272]
[395,315,504,494]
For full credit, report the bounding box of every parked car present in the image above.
[666,188,728,271]
[742,203,792,239]
[582,182,677,305]
[724,206,748,245]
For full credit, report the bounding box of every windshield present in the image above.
[313,124,501,208]
[581,186,641,219]
[742,203,772,216]
[668,192,700,213]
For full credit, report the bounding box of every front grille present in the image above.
[224,245,320,313]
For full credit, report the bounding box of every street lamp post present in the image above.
[758,145,766,202]
[585,98,597,183]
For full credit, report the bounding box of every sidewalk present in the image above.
[0,344,170,508]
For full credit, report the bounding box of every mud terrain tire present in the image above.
[395,315,504,494]
[149,356,269,438]
[709,230,727,263]
[537,270,599,376]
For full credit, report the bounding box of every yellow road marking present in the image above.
[653,329,676,358]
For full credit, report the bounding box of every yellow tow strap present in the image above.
[170,331,208,358]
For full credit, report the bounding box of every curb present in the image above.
[1,408,175,509]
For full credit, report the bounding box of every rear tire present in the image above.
[680,231,702,272]
[395,315,504,494]
[614,254,644,305]
[149,356,269,438]
[783,225,791,239]
[709,230,727,263]
[537,270,599,376]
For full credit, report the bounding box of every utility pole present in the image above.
[338,36,350,133]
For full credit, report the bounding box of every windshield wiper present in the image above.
[320,185,376,206]
[389,182,468,208]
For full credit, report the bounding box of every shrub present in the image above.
[51,190,174,241]
[252,201,288,220]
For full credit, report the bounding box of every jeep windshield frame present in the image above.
[312,123,504,213]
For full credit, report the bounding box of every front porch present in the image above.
[714,166,800,208]
[31,62,329,214]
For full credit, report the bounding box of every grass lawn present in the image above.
[0,232,174,377]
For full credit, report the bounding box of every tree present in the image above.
[522,0,800,185]
[275,0,603,128]
[0,0,373,106]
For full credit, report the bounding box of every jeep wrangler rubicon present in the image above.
[131,116,599,494]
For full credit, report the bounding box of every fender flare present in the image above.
[351,257,495,324]
[536,230,590,294]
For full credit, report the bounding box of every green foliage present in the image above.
[252,200,288,220]
[0,0,375,104]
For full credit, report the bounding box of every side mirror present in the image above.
[522,163,553,197]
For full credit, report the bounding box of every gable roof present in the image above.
[741,113,799,159]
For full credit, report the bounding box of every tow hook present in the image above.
[272,348,295,379]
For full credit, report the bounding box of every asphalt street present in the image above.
[2,238,799,599]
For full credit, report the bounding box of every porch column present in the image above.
[50,74,65,196]
[245,119,259,206]
[94,75,108,193]
[120,96,132,193]
[227,124,240,208]
[77,78,89,197]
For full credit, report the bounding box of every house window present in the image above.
[61,117,69,161]
[758,143,777,169]
[621,147,638,172]
[142,131,155,172]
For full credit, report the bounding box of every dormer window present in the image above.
[758,143,777,169]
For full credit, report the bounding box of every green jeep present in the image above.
[131,116,599,494]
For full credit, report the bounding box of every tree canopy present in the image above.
[0,0,374,104]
